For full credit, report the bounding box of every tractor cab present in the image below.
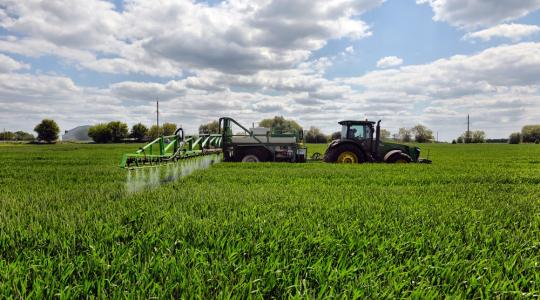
[339,120,375,141]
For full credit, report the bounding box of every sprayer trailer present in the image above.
[219,117,306,163]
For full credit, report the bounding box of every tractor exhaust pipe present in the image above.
[374,120,381,160]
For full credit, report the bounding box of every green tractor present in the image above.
[323,120,431,164]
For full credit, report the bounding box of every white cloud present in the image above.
[376,56,403,68]
[344,42,540,139]
[463,23,540,42]
[417,0,540,28]
[0,53,29,72]
[0,0,123,52]
[0,0,382,75]
[354,43,540,94]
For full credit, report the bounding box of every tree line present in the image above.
[450,125,540,144]
[0,119,58,143]
[0,119,181,144]
[199,117,437,144]
[508,125,540,144]
[4,118,540,145]
[452,130,486,144]
[0,130,35,141]
[87,122,178,143]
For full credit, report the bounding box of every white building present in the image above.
[62,125,92,142]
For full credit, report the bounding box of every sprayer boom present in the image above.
[120,128,222,169]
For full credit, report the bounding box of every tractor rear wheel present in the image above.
[324,144,365,163]
[386,153,411,164]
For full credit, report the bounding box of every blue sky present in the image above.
[1,0,540,141]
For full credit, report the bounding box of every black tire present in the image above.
[239,147,270,162]
[323,143,365,163]
[386,152,411,164]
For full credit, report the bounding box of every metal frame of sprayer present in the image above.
[120,128,223,169]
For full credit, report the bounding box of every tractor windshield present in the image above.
[349,125,367,140]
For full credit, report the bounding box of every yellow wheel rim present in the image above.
[396,159,408,164]
[337,151,358,163]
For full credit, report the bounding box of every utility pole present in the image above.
[436,131,438,143]
[156,98,160,137]
[466,114,470,143]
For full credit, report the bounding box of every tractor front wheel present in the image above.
[386,153,412,164]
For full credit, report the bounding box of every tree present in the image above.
[148,125,159,139]
[148,123,177,139]
[0,131,15,141]
[107,121,128,142]
[259,116,302,132]
[34,119,59,143]
[162,123,177,136]
[458,130,486,143]
[471,130,486,143]
[452,139,457,144]
[398,128,412,142]
[411,124,434,143]
[199,120,219,134]
[380,129,391,140]
[14,131,35,141]
[88,123,112,143]
[130,123,148,142]
[509,132,521,144]
[464,131,472,144]
[305,126,327,143]
[330,131,341,141]
[521,125,540,143]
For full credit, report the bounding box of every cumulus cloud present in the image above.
[0,0,382,75]
[0,53,29,72]
[417,0,540,28]
[463,23,540,42]
[3,42,540,141]
[344,42,540,138]
[376,56,403,68]
[352,43,540,97]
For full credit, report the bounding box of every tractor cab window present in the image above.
[348,125,366,140]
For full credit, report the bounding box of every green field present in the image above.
[1,143,540,298]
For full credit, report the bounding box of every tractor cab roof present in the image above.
[338,120,375,126]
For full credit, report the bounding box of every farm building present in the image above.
[62,125,91,142]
